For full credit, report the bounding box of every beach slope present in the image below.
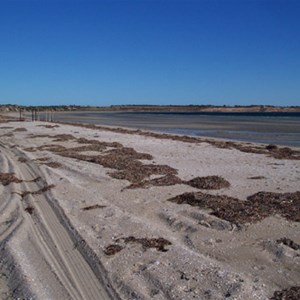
[0,120,299,299]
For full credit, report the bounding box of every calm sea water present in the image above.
[51,111,300,147]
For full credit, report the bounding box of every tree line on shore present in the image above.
[0,104,299,113]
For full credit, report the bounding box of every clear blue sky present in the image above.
[0,0,299,106]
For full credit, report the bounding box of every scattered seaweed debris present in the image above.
[2,132,14,137]
[270,286,300,300]
[277,238,300,251]
[31,136,180,188]
[34,157,49,162]
[43,162,62,168]
[119,236,172,252]
[27,177,41,183]
[185,176,230,190]
[266,144,278,151]
[168,191,300,225]
[29,133,76,142]
[104,244,124,256]
[247,192,300,222]
[82,204,106,211]
[25,206,34,215]
[0,173,22,186]
[37,124,60,128]
[57,121,300,160]
[16,184,55,199]
[13,127,27,132]
[52,134,77,142]
[127,174,182,189]
[18,157,28,163]
[248,176,266,180]
[110,164,177,185]
[34,184,55,195]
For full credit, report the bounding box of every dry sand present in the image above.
[0,120,299,300]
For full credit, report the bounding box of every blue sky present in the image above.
[0,0,299,106]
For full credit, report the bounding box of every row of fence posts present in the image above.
[18,109,54,122]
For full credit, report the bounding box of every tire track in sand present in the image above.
[0,142,118,300]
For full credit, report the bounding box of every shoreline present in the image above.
[0,120,299,299]
[3,111,300,148]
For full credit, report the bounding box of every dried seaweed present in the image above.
[120,236,172,252]
[52,134,77,142]
[17,184,55,199]
[248,176,266,180]
[185,176,230,189]
[0,173,22,186]
[13,127,27,132]
[277,238,300,251]
[127,174,182,189]
[104,244,124,256]
[168,191,300,225]
[57,121,300,160]
[25,206,34,215]
[271,286,300,300]
[43,162,62,168]
[82,204,106,211]
[37,124,60,128]
[34,157,49,162]
[18,157,28,163]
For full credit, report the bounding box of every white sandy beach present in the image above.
[0,119,299,299]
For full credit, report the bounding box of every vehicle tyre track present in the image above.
[0,142,119,300]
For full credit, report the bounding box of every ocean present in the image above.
[49,111,300,147]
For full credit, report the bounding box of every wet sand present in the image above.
[47,111,300,147]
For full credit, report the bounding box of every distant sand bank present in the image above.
[0,120,299,299]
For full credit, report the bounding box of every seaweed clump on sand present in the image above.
[104,244,124,256]
[119,236,172,252]
[168,191,300,225]
[104,236,172,256]
[42,162,62,168]
[270,286,300,300]
[185,176,230,190]
[0,173,22,186]
[277,238,300,251]
[13,127,27,132]
[31,136,181,188]
[127,174,182,189]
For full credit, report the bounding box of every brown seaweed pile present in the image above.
[13,127,27,132]
[42,162,62,168]
[277,238,300,251]
[37,124,60,128]
[104,236,172,256]
[18,157,28,163]
[104,244,124,256]
[120,236,172,252]
[27,135,181,188]
[185,176,230,189]
[271,286,300,300]
[82,204,106,211]
[16,184,55,199]
[0,173,22,186]
[168,191,300,225]
[26,134,235,190]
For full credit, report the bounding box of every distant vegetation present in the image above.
[0,104,299,112]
